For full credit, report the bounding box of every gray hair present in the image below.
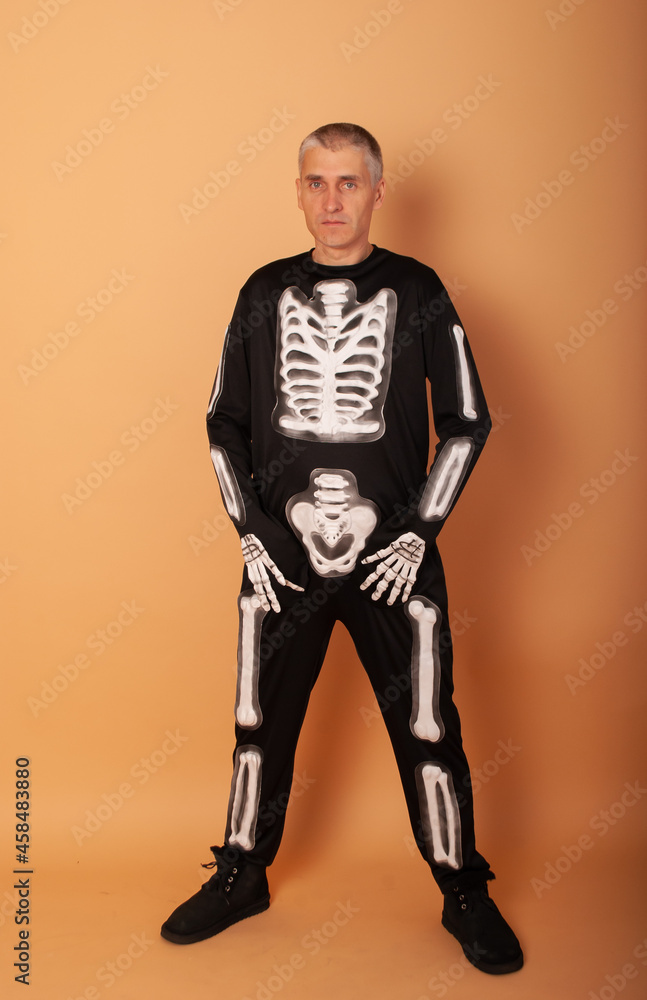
[298,123,383,187]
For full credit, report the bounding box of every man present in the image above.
[161,123,523,976]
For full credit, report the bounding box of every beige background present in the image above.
[2,0,646,997]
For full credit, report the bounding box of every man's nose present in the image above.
[323,188,343,212]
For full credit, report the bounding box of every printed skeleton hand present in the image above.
[360,532,425,605]
[241,534,304,613]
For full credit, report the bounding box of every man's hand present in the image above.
[360,532,425,605]
[241,534,304,613]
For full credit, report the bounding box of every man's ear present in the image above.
[373,177,386,210]
[295,177,303,210]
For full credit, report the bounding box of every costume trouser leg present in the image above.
[224,583,337,867]
[223,563,493,891]
[336,564,493,893]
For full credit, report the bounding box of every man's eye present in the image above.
[311,181,321,189]
[344,182,355,189]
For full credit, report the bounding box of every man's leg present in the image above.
[224,581,338,866]
[161,580,336,943]
[341,550,523,974]
[340,573,490,888]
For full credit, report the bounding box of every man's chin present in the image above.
[316,228,351,247]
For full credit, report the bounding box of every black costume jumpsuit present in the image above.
[206,245,494,891]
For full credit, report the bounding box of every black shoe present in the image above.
[441,878,523,975]
[161,845,270,944]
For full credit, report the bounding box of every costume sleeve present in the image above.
[376,277,491,549]
[206,290,309,587]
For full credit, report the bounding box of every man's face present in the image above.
[296,144,385,256]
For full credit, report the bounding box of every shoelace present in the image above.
[200,845,240,898]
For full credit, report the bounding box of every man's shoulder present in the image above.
[239,252,316,294]
[379,247,443,285]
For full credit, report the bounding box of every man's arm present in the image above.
[206,290,307,608]
[360,276,491,602]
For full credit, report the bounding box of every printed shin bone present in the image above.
[229,749,262,850]
[420,762,462,869]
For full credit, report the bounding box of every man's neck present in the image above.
[311,242,374,266]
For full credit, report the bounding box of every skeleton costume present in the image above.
[207,245,494,891]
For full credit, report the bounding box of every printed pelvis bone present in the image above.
[227,746,262,851]
[286,469,378,577]
[405,597,445,743]
[271,279,397,443]
[235,591,268,730]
